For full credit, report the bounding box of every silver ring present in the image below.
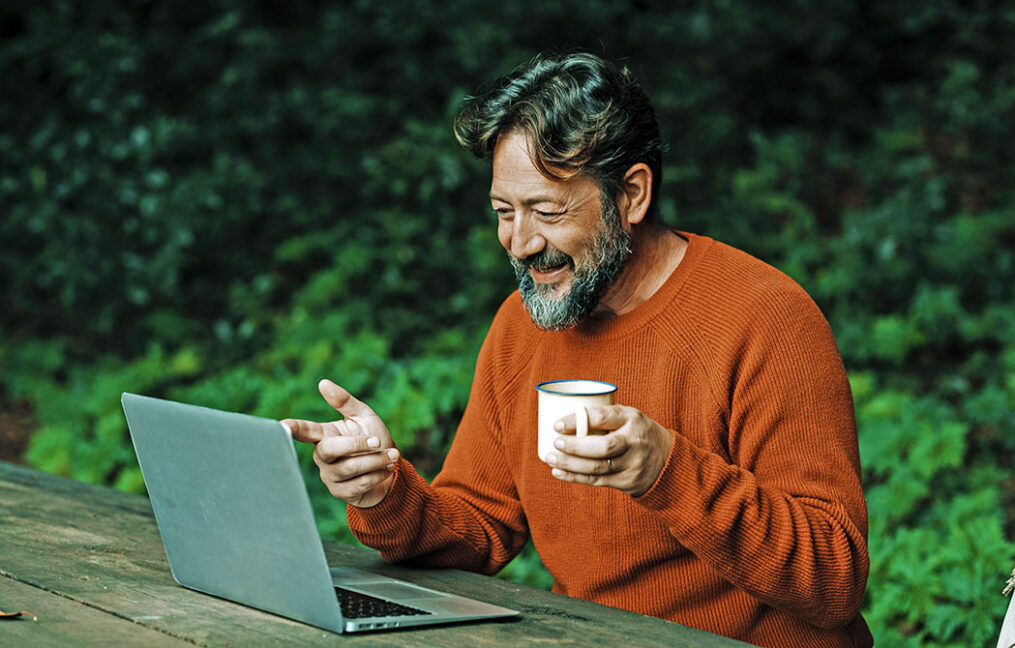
[607,458,614,473]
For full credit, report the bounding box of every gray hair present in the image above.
[454,52,665,221]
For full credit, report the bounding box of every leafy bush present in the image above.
[3,0,1015,639]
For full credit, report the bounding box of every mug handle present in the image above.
[575,404,589,438]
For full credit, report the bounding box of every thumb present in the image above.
[318,379,376,419]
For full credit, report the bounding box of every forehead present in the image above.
[489,131,598,203]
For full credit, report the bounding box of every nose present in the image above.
[504,214,546,260]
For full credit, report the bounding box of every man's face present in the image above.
[490,131,632,330]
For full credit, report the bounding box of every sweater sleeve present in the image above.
[635,285,869,629]
[346,322,529,575]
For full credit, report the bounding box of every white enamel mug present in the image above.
[536,380,617,463]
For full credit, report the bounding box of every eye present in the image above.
[492,207,514,220]
[535,209,564,220]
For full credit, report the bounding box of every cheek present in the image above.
[553,235,586,265]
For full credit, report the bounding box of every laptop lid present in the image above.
[121,392,345,633]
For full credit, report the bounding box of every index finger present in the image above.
[554,406,628,436]
[282,418,326,444]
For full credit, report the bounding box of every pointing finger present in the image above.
[282,418,325,444]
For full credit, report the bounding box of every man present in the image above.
[283,52,873,647]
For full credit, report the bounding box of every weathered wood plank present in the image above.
[0,461,752,647]
[0,464,393,647]
[0,575,190,647]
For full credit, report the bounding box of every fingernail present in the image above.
[551,468,565,478]
[545,453,557,465]
[554,421,564,431]
[367,436,380,448]
[386,449,399,461]
[554,438,564,450]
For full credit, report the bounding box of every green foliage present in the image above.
[3,2,1015,645]
[854,373,1015,645]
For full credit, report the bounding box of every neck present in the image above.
[592,224,687,319]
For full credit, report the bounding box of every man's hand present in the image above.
[282,379,398,509]
[544,405,673,497]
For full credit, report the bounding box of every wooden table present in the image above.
[0,461,752,647]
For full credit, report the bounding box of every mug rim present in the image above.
[536,379,618,396]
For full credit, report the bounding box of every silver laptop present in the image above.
[121,392,519,633]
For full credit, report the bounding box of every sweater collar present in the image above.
[563,231,712,341]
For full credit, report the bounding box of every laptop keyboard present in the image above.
[335,587,433,619]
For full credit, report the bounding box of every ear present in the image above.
[617,163,653,226]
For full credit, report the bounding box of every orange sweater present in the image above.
[348,233,872,647]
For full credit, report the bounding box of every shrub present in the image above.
[3,1,1015,641]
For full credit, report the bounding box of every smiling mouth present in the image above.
[534,261,567,273]
[530,262,569,283]
[512,247,574,285]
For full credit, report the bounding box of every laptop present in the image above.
[120,392,519,633]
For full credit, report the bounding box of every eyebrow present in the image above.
[488,194,562,206]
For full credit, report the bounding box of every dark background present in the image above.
[3,1,1015,644]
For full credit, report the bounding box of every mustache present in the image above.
[510,247,574,273]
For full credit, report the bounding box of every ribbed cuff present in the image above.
[346,457,422,539]
[631,428,720,544]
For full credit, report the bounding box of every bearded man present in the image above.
[284,52,873,648]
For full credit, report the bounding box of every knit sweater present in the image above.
[348,232,873,648]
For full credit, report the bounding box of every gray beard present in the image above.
[510,199,633,331]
